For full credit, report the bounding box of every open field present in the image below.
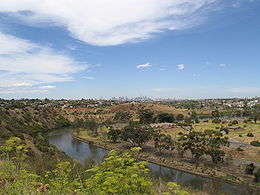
[162,120,260,163]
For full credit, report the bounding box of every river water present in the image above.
[47,128,258,195]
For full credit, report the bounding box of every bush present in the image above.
[247,132,254,137]
[250,140,260,147]
[178,131,183,135]
[239,134,243,137]
[195,119,200,123]
[245,163,256,175]
[203,120,209,123]
[231,120,239,125]
[236,147,244,152]
[212,118,221,124]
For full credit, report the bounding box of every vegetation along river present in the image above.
[47,128,258,195]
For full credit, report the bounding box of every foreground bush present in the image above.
[0,137,189,195]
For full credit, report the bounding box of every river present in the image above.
[47,128,258,195]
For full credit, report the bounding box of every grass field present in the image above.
[163,119,260,163]
[192,120,260,143]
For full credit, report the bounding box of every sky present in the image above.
[0,0,260,99]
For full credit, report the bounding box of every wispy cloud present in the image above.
[177,64,185,70]
[0,32,87,94]
[219,63,226,67]
[13,82,32,87]
[0,0,238,46]
[137,62,151,69]
[38,85,56,89]
[83,76,95,80]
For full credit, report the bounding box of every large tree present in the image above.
[155,113,175,123]
[179,130,229,164]
[138,109,154,124]
[153,132,175,153]
[107,127,121,143]
[121,121,154,146]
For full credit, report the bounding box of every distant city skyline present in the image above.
[0,0,260,99]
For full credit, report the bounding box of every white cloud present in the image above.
[177,64,185,70]
[38,85,56,89]
[219,63,226,67]
[83,76,95,80]
[0,0,223,46]
[13,82,32,87]
[137,62,151,69]
[0,32,87,94]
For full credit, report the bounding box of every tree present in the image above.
[179,130,229,164]
[212,110,220,119]
[72,118,84,129]
[107,127,121,143]
[176,114,184,121]
[83,119,98,136]
[251,108,260,124]
[245,163,256,175]
[114,111,131,122]
[121,121,154,146]
[203,130,229,164]
[85,148,154,194]
[138,109,154,124]
[155,113,175,123]
[254,168,260,183]
[179,131,206,162]
[153,132,174,153]
[190,111,198,120]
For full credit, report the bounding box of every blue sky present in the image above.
[0,0,260,99]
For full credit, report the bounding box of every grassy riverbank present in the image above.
[72,129,260,192]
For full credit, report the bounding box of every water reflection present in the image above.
[47,128,108,164]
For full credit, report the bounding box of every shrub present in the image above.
[195,119,200,123]
[212,118,221,124]
[236,147,244,152]
[250,140,260,147]
[247,132,254,137]
[231,120,239,125]
[245,163,256,175]
[239,134,243,137]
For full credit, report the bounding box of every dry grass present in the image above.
[164,121,260,163]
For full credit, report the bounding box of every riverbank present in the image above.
[71,130,260,192]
